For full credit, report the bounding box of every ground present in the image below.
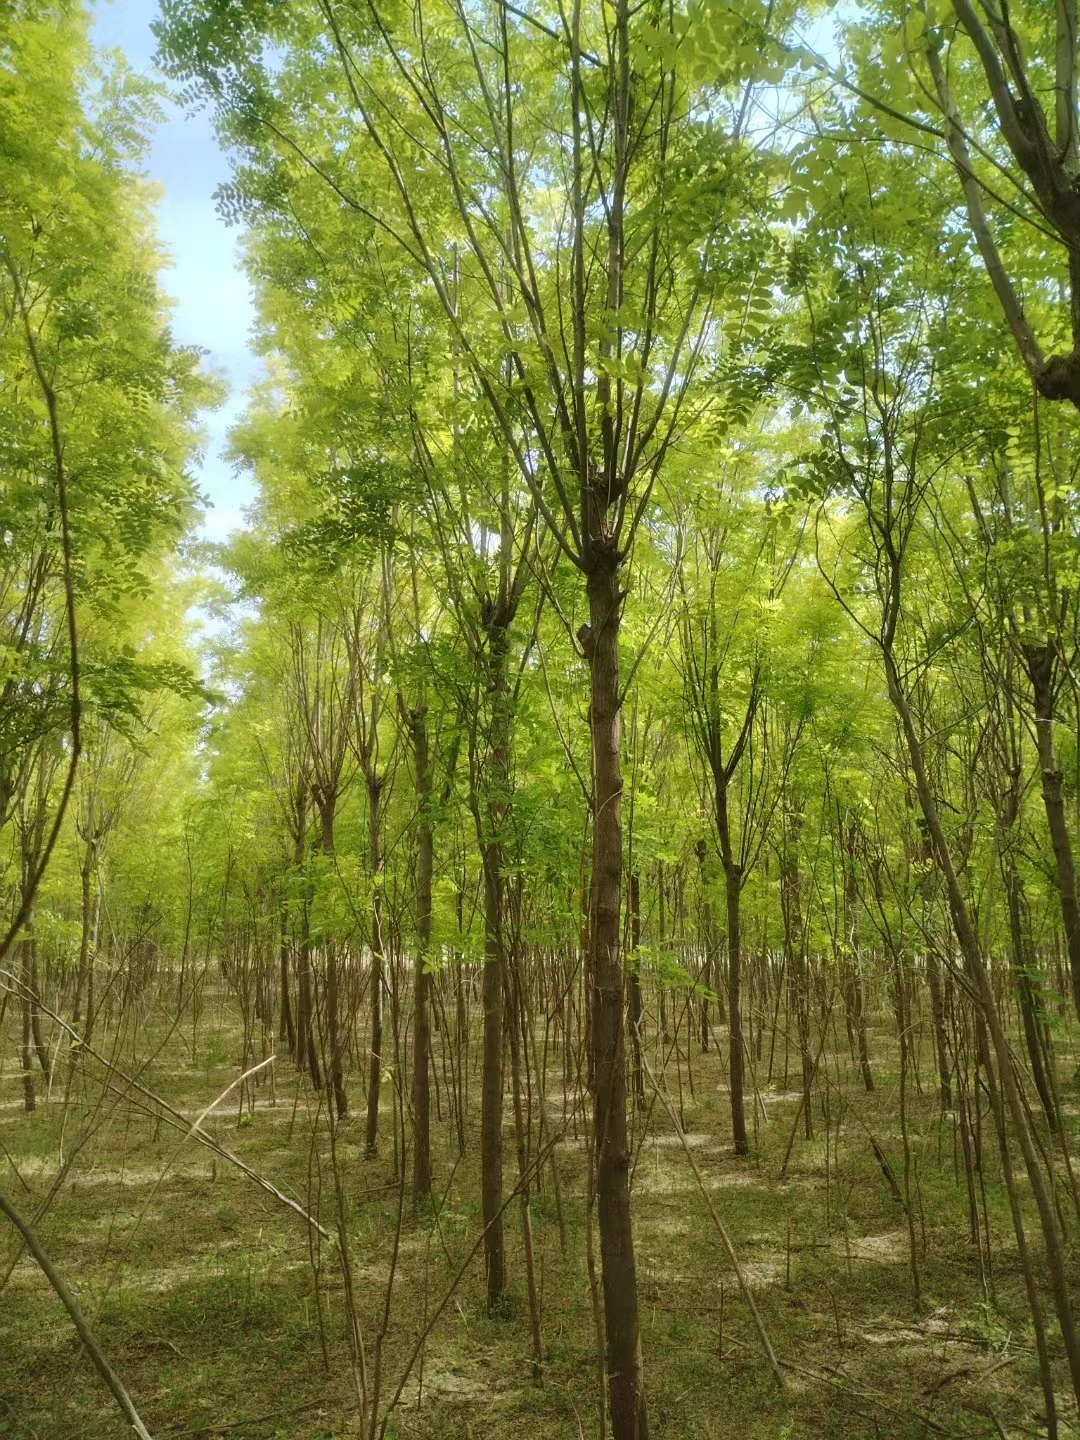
[0,985,1072,1439]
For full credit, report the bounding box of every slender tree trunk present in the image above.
[887,649,1080,1409]
[366,778,384,1158]
[926,951,952,1110]
[319,804,348,1120]
[410,705,433,1206]
[480,838,506,1305]
[21,929,34,1113]
[73,840,95,1027]
[695,840,712,1051]
[1026,644,1080,1020]
[24,907,49,1086]
[278,896,295,1056]
[478,614,512,1308]
[724,863,748,1155]
[585,554,647,1440]
[781,804,811,1138]
[627,872,644,1103]
[842,823,874,1093]
[714,774,747,1155]
[1005,865,1055,1129]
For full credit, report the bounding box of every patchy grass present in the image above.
[0,987,1075,1439]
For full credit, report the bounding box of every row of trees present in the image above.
[0,2,214,1116]
[6,2,1080,1437]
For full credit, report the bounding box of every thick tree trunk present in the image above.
[585,554,647,1440]
[410,704,433,1206]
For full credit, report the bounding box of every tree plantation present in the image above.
[7,0,1080,1436]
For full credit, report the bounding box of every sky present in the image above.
[90,0,258,542]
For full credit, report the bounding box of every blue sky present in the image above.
[91,0,258,542]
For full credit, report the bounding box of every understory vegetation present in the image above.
[5,1,1080,1438]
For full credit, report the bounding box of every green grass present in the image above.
[0,996,1075,1439]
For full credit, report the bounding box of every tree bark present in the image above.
[584,552,647,1440]
[627,872,644,1103]
[714,773,747,1155]
[1025,644,1080,1020]
[318,801,348,1120]
[365,777,384,1158]
[410,704,433,1206]
[73,837,95,1027]
[478,614,511,1308]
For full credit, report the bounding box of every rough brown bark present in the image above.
[584,552,647,1440]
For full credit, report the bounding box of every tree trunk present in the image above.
[1026,644,1080,1020]
[1005,864,1056,1130]
[278,896,295,1056]
[627,872,644,1103]
[410,704,433,1206]
[365,778,384,1158]
[887,649,1080,1410]
[319,803,348,1120]
[478,614,512,1308]
[714,774,747,1156]
[73,840,95,1027]
[585,553,647,1440]
[724,862,748,1155]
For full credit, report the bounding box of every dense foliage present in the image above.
[6,2,1080,1438]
